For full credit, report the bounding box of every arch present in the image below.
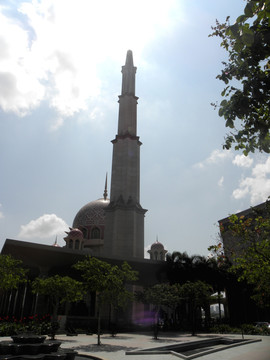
[91,227,101,239]
[81,227,87,238]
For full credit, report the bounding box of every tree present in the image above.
[178,281,213,336]
[73,256,138,345]
[166,251,210,284]
[0,255,28,291]
[223,201,270,307]
[31,275,84,338]
[166,251,226,295]
[136,283,180,339]
[210,0,270,154]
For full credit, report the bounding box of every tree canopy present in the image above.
[178,281,213,335]
[0,255,28,291]
[137,283,180,311]
[73,257,138,307]
[210,0,270,154]
[166,251,227,293]
[137,281,213,336]
[73,256,138,344]
[136,283,180,339]
[32,275,84,321]
[223,201,270,307]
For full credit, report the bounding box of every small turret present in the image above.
[148,237,167,261]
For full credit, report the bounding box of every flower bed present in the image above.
[0,314,56,337]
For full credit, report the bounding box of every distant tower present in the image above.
[148,237,167,261]
[104,50,147,259]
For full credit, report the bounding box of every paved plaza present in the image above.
[54,332,270,360]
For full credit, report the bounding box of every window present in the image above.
[69,239,73,249]
[91,227,100,239]
[81,228,87,238]
[75,239,80,249]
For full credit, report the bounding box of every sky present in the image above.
[1,0,270,258]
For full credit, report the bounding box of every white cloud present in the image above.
[0,12,44,115]
[18,214,68,239]
[232,157,270,205]
[218,176,224,188]
[194,149,232,169]
[0,0,183,119]
[233,154,253,168]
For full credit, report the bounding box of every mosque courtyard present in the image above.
[34,331,270,360]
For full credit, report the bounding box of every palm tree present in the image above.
[167,251,229,289]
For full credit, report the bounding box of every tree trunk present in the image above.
[97,306,101,345]
[191,303,196,336]
[50,298,59,340]
[153,307,160,340]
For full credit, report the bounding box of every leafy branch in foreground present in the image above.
[223,200,270,307]
[210,0,270,154]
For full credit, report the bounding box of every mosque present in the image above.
[63,49,166,261]
[1,51,268,328]
[1,50,168,327]
[60,50,166,262]
[58,49,168,264]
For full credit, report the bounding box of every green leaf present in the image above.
[220,99,228,107]
[236,14,247,23]
[221,86,229,96]
[226,119,234,128]
[241,26,254,46]
[227,23,239,37]
[242,32,254,46]
[244,1,256,17]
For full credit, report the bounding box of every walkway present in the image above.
[56,332,270,360]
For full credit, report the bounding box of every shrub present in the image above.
[241,324,259,335]
[210,323,270,336]
[0,314,55,337]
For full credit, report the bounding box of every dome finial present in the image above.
[52,235,60,247]
[103,172,108,200]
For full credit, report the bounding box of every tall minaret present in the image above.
[104,50,147,259]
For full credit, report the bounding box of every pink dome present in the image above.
[65,228,83,239]
[150,241,165,250]
[73,198,110,228]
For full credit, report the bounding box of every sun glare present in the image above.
[1,0,183,119]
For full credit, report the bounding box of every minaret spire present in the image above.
[110,50,141,203]
[104,50,147,259]
[121,50,136,96]
[103,173,108,200]
[118,50,138,137]
[125,49,134,66]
